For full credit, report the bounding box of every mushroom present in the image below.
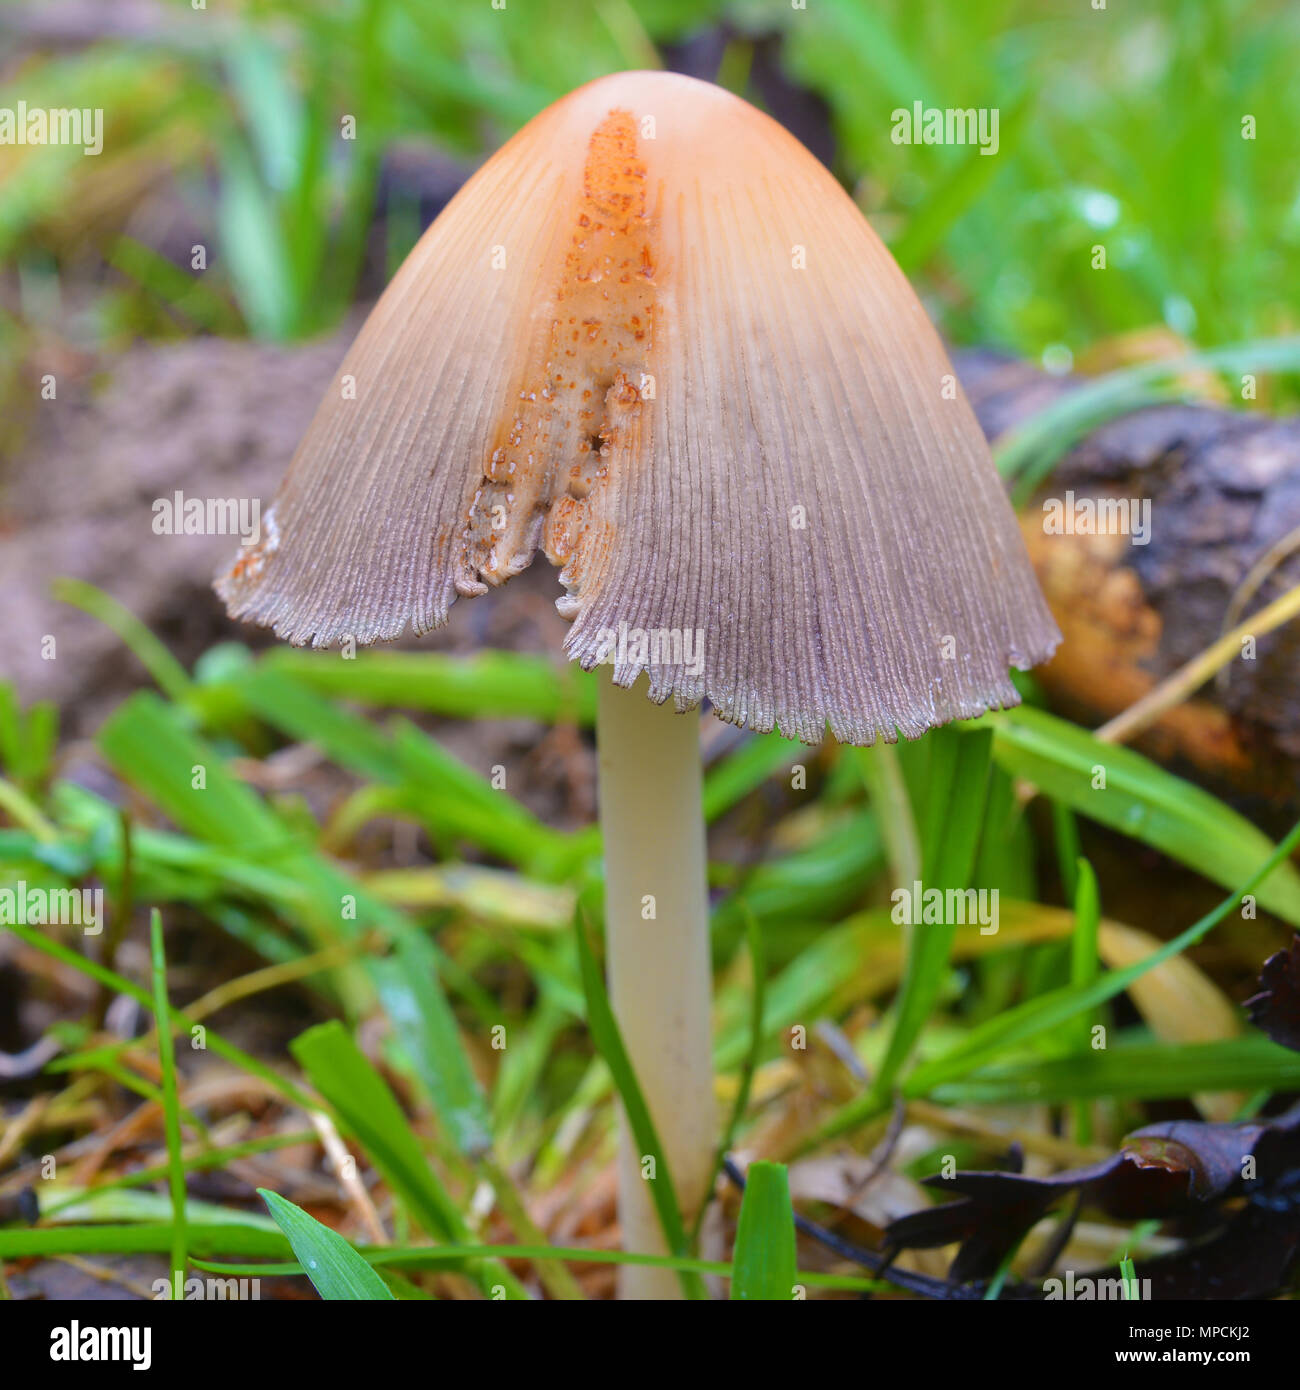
[216,70,1060,1299]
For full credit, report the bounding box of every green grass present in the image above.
[260,1190,395,1300]
[730,1162,797,1301]
[4,607,1299,1297]
[3,0,1298,384]
[149,910,188,1300]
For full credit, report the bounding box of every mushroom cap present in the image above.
[217,70,1059,745]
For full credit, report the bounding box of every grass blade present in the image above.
[695,904,766,1246]
[905,817,1300,1096]
[1070,857,1101,1143]
[260,649,596,723]
[372,933,492,1159]
[729,1161,796,1301]
[289,1022,463,1242]
[702,732,801,823]
[869,727,991,1100]
[932,1034,1300,1104]
[193,1243,885,1292]
[0,1224,290,1260]
[150,910,187,1300]
[806,817,1300,1145]
[996,336,1300,501]
[259,1189,395,1300]
[3,920,315,1112]
[289,1021,528,1300]
[988,705,1300,925]
[98,692,507,1149]
[52,579,192,701]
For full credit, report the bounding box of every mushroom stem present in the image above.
[596,669,715,1300]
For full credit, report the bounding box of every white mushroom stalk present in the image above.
[596,671,714,1299]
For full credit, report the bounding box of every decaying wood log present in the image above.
[957,350,1300,808]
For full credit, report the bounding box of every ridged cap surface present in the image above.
[217,71,1060,743]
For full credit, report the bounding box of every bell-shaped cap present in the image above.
[217,70,1059,744]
